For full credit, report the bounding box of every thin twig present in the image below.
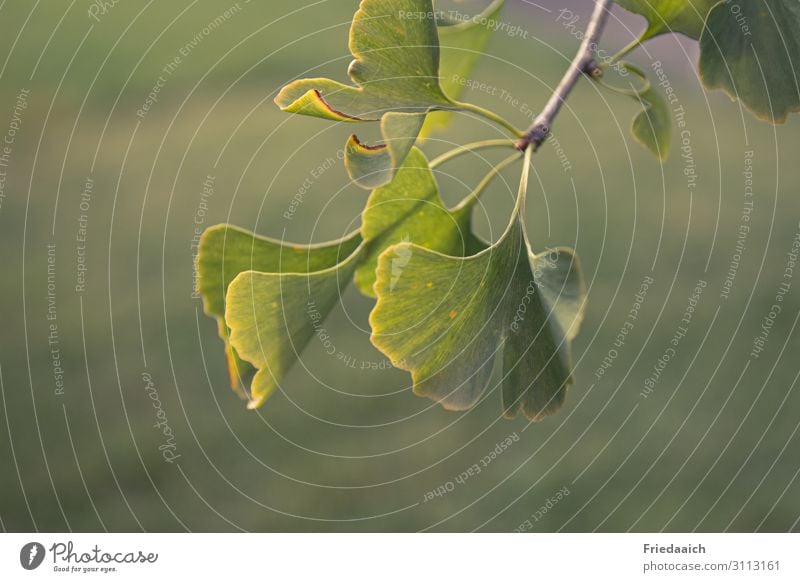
[455,100,525,138]
[516,0,614,151]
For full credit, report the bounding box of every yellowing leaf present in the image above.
[275,0,454,188]
[197,225,362,407]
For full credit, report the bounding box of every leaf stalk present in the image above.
[429,139,517,169]
[454,100,525,138]
[452,152,522,212]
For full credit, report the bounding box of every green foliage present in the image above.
[197,0,799,422]
[197,225,362,407]
[355,147,486,297]
[616,0,800,125]
[275,0,454,188]
[225,237,364,409]
[699,0,800,123]
[370,149,587,419]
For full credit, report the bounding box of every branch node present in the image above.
[516,0,612,153]
[584,58,603,78]
[515,122,550,151]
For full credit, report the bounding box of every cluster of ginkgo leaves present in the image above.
[197,0,800,420]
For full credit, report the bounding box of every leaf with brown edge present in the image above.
[344,112,427,189]
[275,0,457,188]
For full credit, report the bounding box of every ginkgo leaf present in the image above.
[197,225,362,407]
[699,0,800,123]
[369,149,587,420]
[226,239,364,409]
[355,146,487,296]
[343,112,427,189]
[421,0,506,138]
[615,0,718,40]
[275,0,455,188]
[502,248,586,419]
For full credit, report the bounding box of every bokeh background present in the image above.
[1,0,799,532]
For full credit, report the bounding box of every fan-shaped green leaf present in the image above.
[198,225,362,407]
[369,149,587,420]
[699,0,800,123]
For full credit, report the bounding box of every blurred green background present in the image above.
[1,0,799,532]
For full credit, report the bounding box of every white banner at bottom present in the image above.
[0,533,797,581]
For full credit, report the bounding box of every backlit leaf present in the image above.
[198,225,362,407]
[343,112,426,189]
[275,0,454,188]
